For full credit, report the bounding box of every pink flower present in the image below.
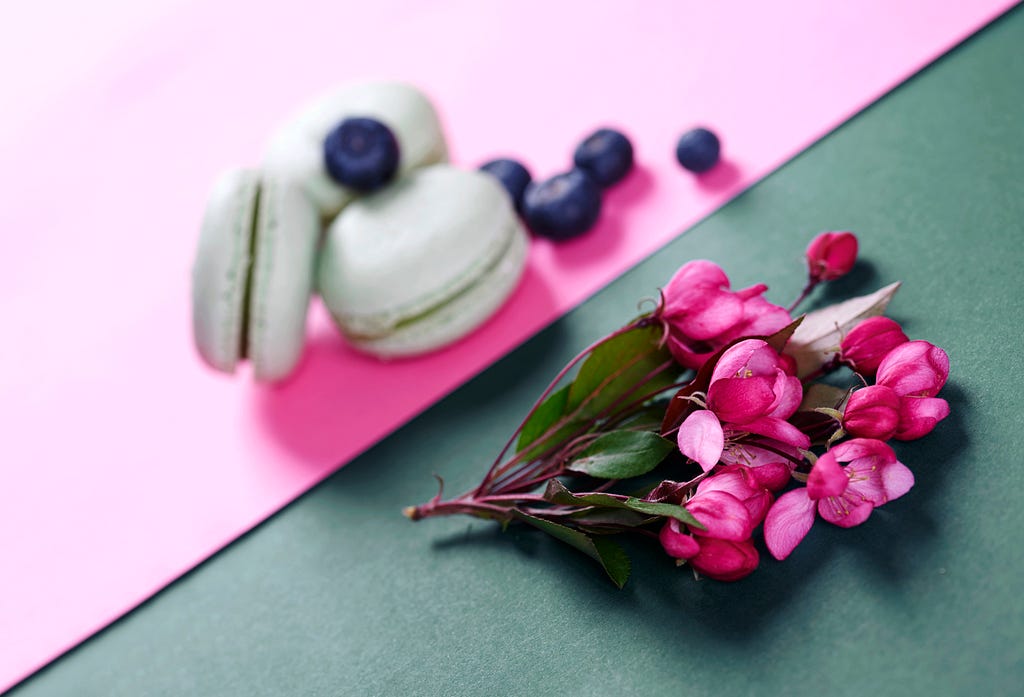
[840,317,909,377]
[806,231,858,282]
[690,466,773,533]
[876,341,951,441]
[658,522,759,581]
[658,466,770,581]
[763,438,914,560]
[677,339,810,473]
[843,385,900,440]
[661,261,791,370]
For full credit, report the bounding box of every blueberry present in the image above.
[479,158,532,210]
[675,127,721,173]
[573,128,634,188]
[521,169,602,240]
[323,117,400,191]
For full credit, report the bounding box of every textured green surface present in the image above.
[14,9,1024,697]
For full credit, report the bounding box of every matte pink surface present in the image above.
[0,0,1014,689]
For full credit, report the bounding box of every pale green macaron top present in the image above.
[263,81,449,219]
[317,164,528,358]
[192,169,320,381]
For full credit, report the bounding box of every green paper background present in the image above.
[13,9,1024,696]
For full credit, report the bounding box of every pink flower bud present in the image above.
[876,340,950,398]
[840,317,909,376]
[687,537,760,582]
[843,385,901,440]
[806,231,858,282]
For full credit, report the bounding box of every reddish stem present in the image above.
[787,277,819,314]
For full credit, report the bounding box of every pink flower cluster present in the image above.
[840,321,951,441]
[653,235,951,580]
[661,261,791,370]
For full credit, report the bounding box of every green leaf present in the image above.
[765,316,805,354]
[567,508,653,528]
[513,511,631,588]
[544,479,631,507]
[799,383,850,412]
[614,403,670,430]
[543,480,703,529]
[622,498,704,528]
[567,325,676,419]
[566,430,675,479]
[516,385,571,453]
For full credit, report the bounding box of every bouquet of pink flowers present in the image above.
[405,233,950,585]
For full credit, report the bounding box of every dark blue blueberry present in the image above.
[323,117,400,192]
[479,158,532,210]
[675,127,721,173]
[521,169,602,240]
[572,128,634,188]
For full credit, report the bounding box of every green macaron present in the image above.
[192,169,320,381]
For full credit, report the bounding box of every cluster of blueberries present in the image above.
[321,117,721,242]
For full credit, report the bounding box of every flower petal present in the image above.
[818,495,874,528]
[686,490,754,541]
[665,332,713,371]
[675,288,745,340]
[677,410,725,472]
[688,537,760,582]
[737,417,812,450]
[894,397,950,441]
[664,260,730,300]
[881,459,915,501]
[766,371,803,420]
[807,451,848,500]
[659,519,700,559]
[764,488,816,560]
[876,341,950,397]
[711,339,775,383]
[830,437,896,465]
[695,467,756,499]
[747,461,793,492]
[743,489,774,527]
[725,294,793,341]
[843,385,900,440]
[722,441,801,472]
[707,376,776,424]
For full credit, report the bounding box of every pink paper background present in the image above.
[0,0,1015,690]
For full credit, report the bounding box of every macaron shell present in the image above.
[247,175,321,381]
[191,168,260,374]
[318,166,517,337]
[346,220,528,358]
[262,81,448,218]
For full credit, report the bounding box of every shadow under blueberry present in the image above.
[695,159,743,193]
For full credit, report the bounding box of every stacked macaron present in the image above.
[192,81,528,381]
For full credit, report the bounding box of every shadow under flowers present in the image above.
[421,383,967,643]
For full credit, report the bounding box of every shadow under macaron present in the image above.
[251,261,557,467]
